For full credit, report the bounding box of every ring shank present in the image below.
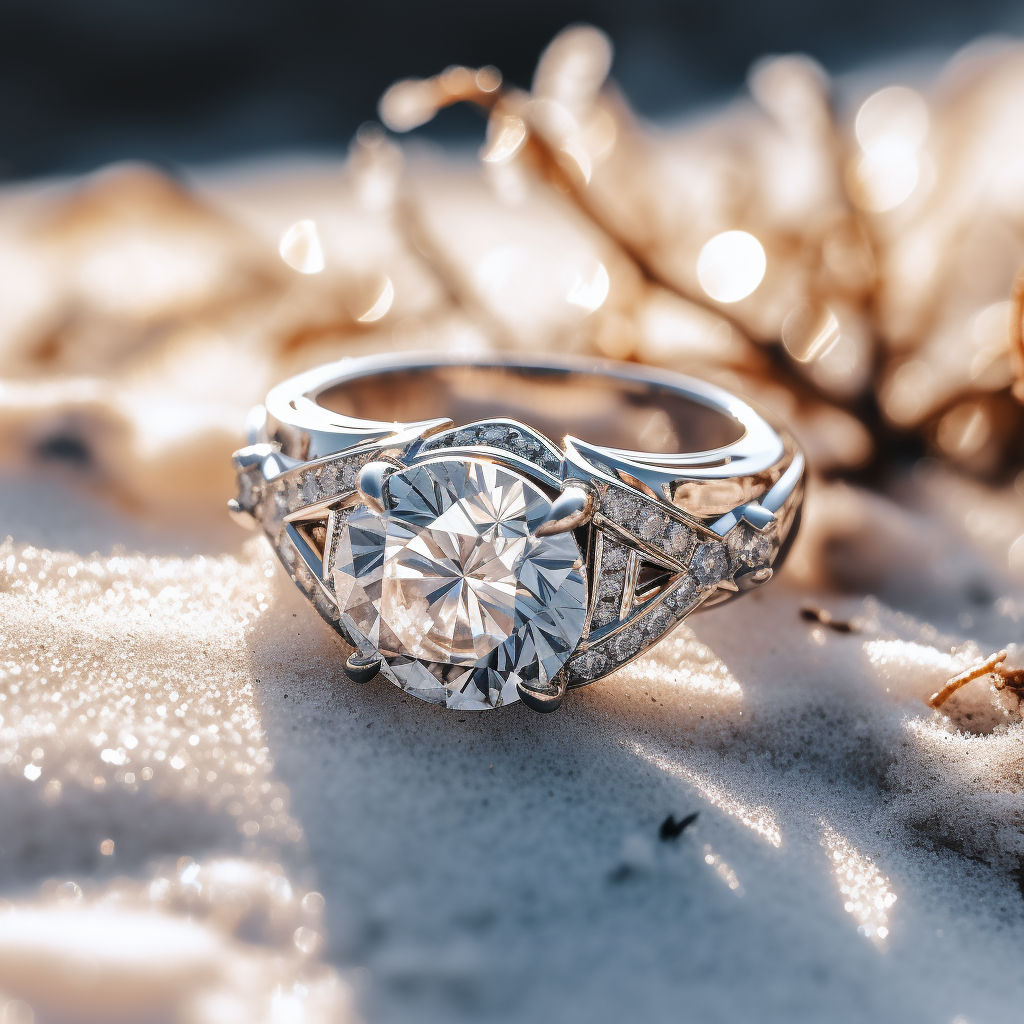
[317,363,744,455]
[262,353,797,521]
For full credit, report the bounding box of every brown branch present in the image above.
[928,650,1008,709]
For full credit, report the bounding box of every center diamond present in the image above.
[331,458,587,710]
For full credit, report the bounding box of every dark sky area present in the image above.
[2,0,1024,178]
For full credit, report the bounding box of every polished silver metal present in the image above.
[345,652,382,684]
[355,461,391,515]
[231,352,804,713]
[535,485,594,537]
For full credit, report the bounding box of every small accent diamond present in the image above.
[664,574,698,611]
[597,568,625,600]
[646,602,674,634]
[662,520,694,560]
[590,599,621,630]
[728,522,775,569]
[319,463,341,497]
[340,460,361,488]
[600,539,630,571]
[481,425,508,444]
[691,541,729,586]
[637,514,666,542]
[302,472,318,505]
[611,627,644,660]
[570,648,609,681]
[600,487,643,523]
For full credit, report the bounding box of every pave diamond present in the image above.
[662,519,694,560]
[727,522,775,570]
[331,458,587,710]
[690,541,729,586]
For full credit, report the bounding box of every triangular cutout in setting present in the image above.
[283,502,338,584]
[633,561,681,605]
[292,521,328,563]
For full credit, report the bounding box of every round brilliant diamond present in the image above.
[331,458,587,709]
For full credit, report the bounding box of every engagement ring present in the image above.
[230,354,804,713]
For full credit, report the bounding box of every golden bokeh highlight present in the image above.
[696,232,767,304]
[279,220,325,275]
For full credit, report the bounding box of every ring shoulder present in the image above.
[563,443,804,687]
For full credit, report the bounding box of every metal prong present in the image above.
[231,443,276,473]
[227,498,258,530]
[244,404,269,446]
[738,502,776,531]
[735,567,773,591]
[535,486,593,537]
[515,675,567,713]
[345,652,382,684]
[357,461,392,515]
[284,497,339,523]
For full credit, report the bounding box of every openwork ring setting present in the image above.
[230,354,804,714]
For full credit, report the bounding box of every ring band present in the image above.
[230,354,804,713]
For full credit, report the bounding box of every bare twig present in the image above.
[800,605,857,633]
[928,650,1008,709]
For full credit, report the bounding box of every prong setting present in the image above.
[345,652,382,684]
[226,498,258,529]
[736,566,773,590]
[356,461,393,514]
[535,485,594,536]
[515,676,567,713]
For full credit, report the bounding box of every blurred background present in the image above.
[3,4,1024,1024]
[3,0,1024,178]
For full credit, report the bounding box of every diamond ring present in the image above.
[230,354,804,713]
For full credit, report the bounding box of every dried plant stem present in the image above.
[928,650,1008,709]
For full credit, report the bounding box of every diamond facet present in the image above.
[330,458,587,710]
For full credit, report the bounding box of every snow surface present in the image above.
[1,462,1022,1024]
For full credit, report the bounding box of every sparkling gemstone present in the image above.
[728,522,775,569]
[600,487,642,522]
[341,461,360,488]
[665,574,698,611]
[637,514,665,542]
[611,627,644,660]
[330,458,587,710]
[319,463,341,496]
[601,541,630,571]
[662,520,694,559]
[481,425,508,444]
[691,541,729,586]
[570,648,608,680]
[598,568,625,601]
[589,598,621,630]
[647,602,674,634]
[302,472,319,504]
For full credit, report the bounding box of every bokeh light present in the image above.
[851,86,930,212]
[696,231,766,303]
[279,220,325,274]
